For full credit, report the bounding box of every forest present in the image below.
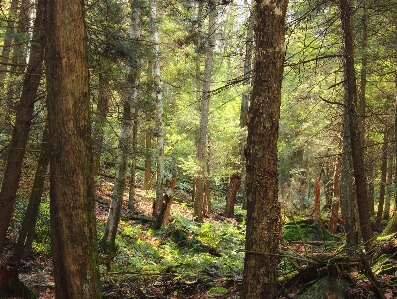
[1,0,397,298]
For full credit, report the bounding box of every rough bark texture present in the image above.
[193,0,217,222]
[45,0,102,297]
[241,1,288,298]
[225,173,241,218]
[0,0,45,255]
[13,124,49,261]
[339,0,373,250]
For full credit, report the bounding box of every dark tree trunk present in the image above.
[13,124,49,261]
[241,1,288,298]
[129,109,139,213]
[0,0,45,255]
[339,0,373,250]
[0,260,34,298]
[45,0,102,297]
[376,127,388,227]
[225,173,241,218]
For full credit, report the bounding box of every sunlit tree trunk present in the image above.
[241,0,288,298]
[0,0,45,254]
[339,0,373,250]
[328,130,342,234]
[128,109,138,213]
[193,0,217,222]
[151,0,165,223]
[45,0,101,296]
[101,1,141,251]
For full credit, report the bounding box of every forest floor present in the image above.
[5,179,397,298]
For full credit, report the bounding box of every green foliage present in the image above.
[101,210,245,277]
[282,222,341,242]
[32,198,51,254]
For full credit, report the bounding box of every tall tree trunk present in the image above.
[384,133,393,221]
[339,0,373,250]
[340,113,359,255]
[128,109,138,213]
[101,0,141,251]
[241,1,288,298]
[193,0,217,222]
[376,127,388,227]
[0,0,45,255]
[328,135,342,234]
[151,0,165,223]
[13,124,49,261]
[45,0,101,297]
[144,117,152,191]
[93,73,111,177]
[240,9,253,210]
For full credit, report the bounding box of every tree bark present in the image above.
[383,136,393,221]
[376,127,388,227]
[13,124,49,261]
[225,173,241,218]
[241,1,288,298]
[240,9,253,210]
[128,109,138,213]
[328,146,341,234]
[0,0,45,255]
[339,0,373,250]
[151,0,166,223]
[193,0,217,222]
[45,0,102,297]
[154,172,176,229]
